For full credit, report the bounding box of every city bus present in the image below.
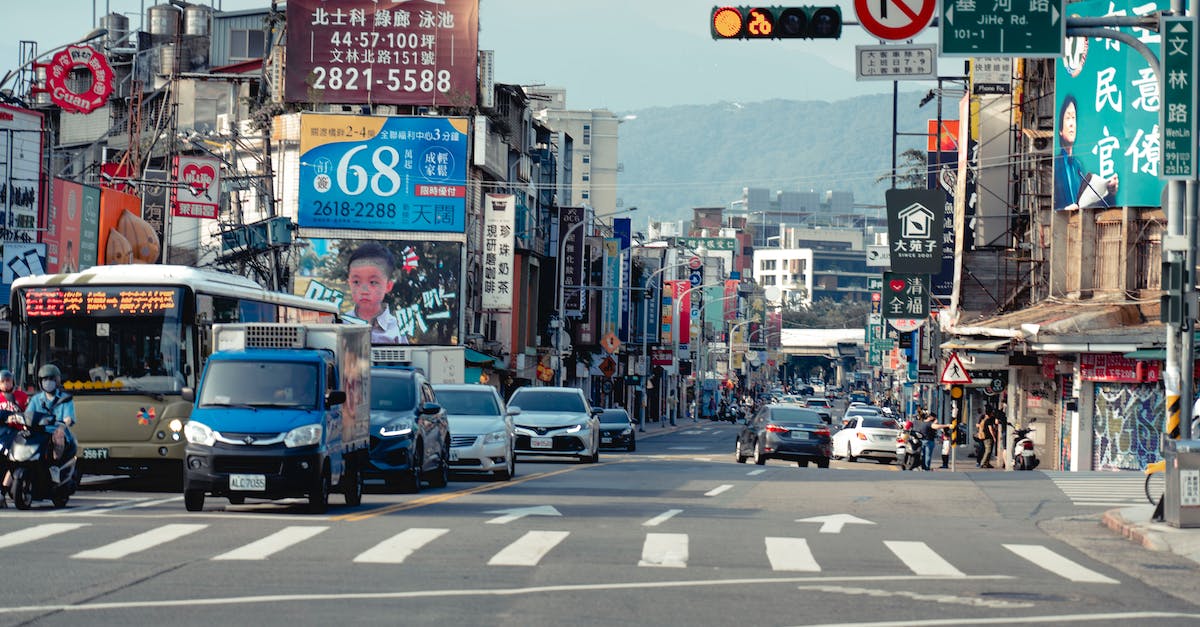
[8,265,340,479]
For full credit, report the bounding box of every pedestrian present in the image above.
[917,412,950,471]
[940,425,952,469]
[979,408,999,468]
[973,407,987,463]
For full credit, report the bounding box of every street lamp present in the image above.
[554,206,637,386]
[0,28,109,97]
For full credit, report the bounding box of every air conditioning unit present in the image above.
[1023,129,1053,156]
[216,113,232,135]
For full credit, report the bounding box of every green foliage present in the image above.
[782,297,870,329]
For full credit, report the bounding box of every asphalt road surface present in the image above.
[1,421,1197,626]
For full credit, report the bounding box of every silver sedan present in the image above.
[433,384,517,480]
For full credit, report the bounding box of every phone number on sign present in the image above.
[310,66,452,94]
[310,201,399,219]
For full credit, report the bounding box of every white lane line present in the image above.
[668,446,707,450]
[638,533,688,568]
[73,523,206,560]
[747,469,767,476]
[0,523,89,550]
[884,540,964,577]
[642,509,683,527]
[48,497,155,516]
[487,530,570,566]
[212,526,329,561]
[353,528,448,564]
[1002,544,1119,584]
[765,537,820,572]
[705,484,733,497]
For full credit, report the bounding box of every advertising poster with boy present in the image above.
[293,238,462,346]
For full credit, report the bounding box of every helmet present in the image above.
[0,369,11,379]
[903,420,914,430]
[38,364,61,380]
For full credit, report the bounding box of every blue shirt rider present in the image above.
[25,364,76,461]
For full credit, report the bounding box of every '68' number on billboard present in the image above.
[312,145,403,197]
[311,66,452,94]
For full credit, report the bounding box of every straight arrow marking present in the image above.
[795,514,876,534]
[485,505,562,525]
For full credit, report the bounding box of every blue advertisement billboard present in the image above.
[298,114,468,232]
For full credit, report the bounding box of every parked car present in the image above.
[831,414,901,464]
[598,408,636,451]
[433,384,516,481]
[735,405,832,467]
[507,386,602,463]
[364,367,451,492]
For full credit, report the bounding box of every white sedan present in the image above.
[433,384,518,480]
[831,414,901,464]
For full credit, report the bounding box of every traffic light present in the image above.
[1161,258,1187,325]
[711,6,843,40]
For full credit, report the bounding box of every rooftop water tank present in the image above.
[100,13,129,48]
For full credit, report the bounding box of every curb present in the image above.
[1101,508,1170,552]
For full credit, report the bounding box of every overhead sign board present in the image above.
[856,44,937,81]
[855,0,936,40]
[673,236,738,252]
[885,188,943,274]
[940,0,1065,57]
[882,272,929,321]
[1161,16,1198,180]
[867,244,891,267]
[971,57,1014,94]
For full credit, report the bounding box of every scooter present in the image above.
[1,412,79,510]
[1010,419,1039,471]
[895,421,924,471]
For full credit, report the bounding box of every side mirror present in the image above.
[591,408,603,416]
[506,407,521,416]
[420,401,442,415]
[326,390,346,406]
[181,387,195,403]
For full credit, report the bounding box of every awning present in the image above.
[1124,349,1165,360]
[464,348,504,369]
[940,338,1011,351]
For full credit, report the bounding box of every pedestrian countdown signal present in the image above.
[711,6,843,39]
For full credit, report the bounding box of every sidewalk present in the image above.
[1102,505,1200,566]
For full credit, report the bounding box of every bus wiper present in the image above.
[201,402,257,410]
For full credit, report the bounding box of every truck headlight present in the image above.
[184,421,215,446]
[484,430,507,443]
[284,424,323,448]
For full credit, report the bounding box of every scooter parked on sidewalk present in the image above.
[895,421,924,471]
[1,412,79,509]
[1010,419,1039,470]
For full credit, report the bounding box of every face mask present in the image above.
[41,380,57,394]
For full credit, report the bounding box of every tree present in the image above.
[876,148,928,189]
[782,297,870,329]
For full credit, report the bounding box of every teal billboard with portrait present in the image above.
[1054,0,1167,211]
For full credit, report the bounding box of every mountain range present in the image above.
[616,90,947,225]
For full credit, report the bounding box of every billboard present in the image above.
[294,237,461,345]
[1054,0,1167,210]
[0,103,43,243]
[171,155,221,220]
[298,114,468,232]
[98,188,159,265]
[285,0,479,107]
[481,193,514,311]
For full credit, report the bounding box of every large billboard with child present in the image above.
[293,237,461,345]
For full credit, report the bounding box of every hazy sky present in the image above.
[0,0,943,112]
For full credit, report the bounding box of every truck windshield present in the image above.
[15,286,189,395]
[198,361,320,409]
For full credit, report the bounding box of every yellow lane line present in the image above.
[333,461,618,522]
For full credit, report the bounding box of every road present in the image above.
[0,421,1197,626]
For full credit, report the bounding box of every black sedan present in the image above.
[735,405,832,467]
[598,408,636,451]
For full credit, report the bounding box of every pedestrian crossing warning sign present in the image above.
[940,352,973,384]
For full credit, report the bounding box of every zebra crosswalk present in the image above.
[0,521,1120,584]
[1042,470,1148,507]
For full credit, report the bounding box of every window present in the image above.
[760,259,777,271]
[763,275,777,286]
[581,171,590,182]
[582,124,591,145]
[582,154,591,164]
[229,29,266,60]
[581,190,589,200]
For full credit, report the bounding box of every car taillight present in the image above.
[856,432,868,440]
[765,424,789,434]
[1022,441,1034,450]
[814,429,830,437]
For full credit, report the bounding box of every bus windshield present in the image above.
[15,286,190,395]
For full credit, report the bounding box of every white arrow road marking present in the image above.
[747,469,766,476]
[884,540,964,577]
[765,537,820,572]
[705,484,733,497]
[73,523,206,560]
[642,509,682,527]
[0,523,89,550]
[353,528,448,564]
[484,505,562,525]
[638,533,688,568]
[488,530,570,566]
[795,514,876,534]
[212,526,329,561]
[1003,544,1119,584]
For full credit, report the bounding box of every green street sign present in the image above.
[939,0,1064,57]
[1161,16,1198,180]
[673,236,738,252]
[868,276,883,292]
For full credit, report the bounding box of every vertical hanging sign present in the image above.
[482,193,515,310]
[1161,16,1197,180]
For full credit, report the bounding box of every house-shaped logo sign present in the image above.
[899,202,935,239]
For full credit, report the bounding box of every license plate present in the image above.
[81,448,109,460]
[229,474,266,491]
[601,437,612,444]
[531,436,553,449]
[449,448,460,461]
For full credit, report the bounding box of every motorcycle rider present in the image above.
[0,369,30,506]
[24,364,76,465]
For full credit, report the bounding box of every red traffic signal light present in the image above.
[710,6,842,40]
